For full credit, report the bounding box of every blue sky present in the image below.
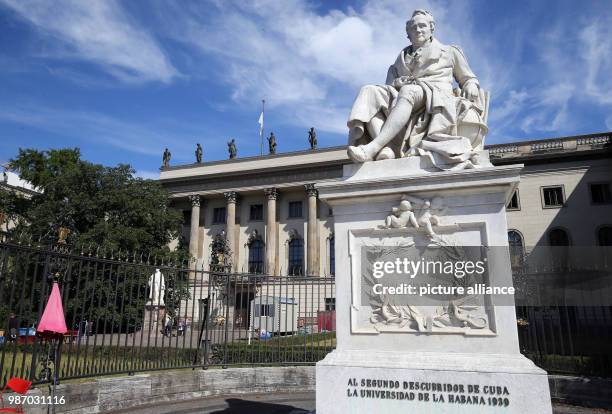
[1,0,612,178]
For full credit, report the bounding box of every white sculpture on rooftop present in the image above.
[347,9,488,170]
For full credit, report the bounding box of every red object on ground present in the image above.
[0,377,32,413]
[16,337,34,346]
[317,310,336,332]
[36,282,68,337]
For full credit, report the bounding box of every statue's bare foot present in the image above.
[347,145,370,162]
[375,147,395,160]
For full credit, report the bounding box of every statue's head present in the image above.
[406,9,435,47]
[399,200,412,211]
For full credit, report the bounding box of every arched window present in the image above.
[548,228,570,269]
[598,226,612,246]
[548,228,570,246]
[288,238,304,276]
[248,239,264,273]
[329,235,335,276]
[508,230,524,267]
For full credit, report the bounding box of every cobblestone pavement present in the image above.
[110,393,612,414]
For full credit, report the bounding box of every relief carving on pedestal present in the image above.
[354,194,491,335]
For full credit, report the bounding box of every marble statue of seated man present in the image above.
[347,9,488,170]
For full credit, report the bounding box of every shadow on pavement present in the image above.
[208,398,311,414]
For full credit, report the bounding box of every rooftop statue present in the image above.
[162,147,171,168]
[195,143,203,163]
[268,132,277,154]
[347,9,488,170]
[308,127,317,150]
[228,139,237,159]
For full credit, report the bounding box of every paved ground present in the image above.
[110,392,315,414]
[109,392,612,414]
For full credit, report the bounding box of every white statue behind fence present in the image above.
[148,268,166,307]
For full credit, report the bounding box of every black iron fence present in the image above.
[0,240,336,386]
[0,240,611,388]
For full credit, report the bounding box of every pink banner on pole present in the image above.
[37,282,68,336]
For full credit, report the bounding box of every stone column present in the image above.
[224,191,237,271]
[264,188,279,275]
[188,195,201,260]
[305,184,319,276]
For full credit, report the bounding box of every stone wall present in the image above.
[23,366,315,413]
[17,369,612,413]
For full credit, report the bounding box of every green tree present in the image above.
[1,148,190,334]
[9,148,184,254]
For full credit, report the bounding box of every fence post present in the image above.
[222,273,230,369]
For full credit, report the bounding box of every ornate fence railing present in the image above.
[0,240,336,386]
[0,240,610,387]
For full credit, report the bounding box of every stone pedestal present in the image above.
[315,156,552,413]
[144,304,165,335]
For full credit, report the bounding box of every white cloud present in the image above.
[154,0,504,136]
[5,0,611,144]
[580,22,612,104]
[506,17,607,137]
[606,114,612,131]
[0,0,177,83]
[0,104,198,159]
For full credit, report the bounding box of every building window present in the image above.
[548,228,570,246]
[288,201,303,218]
[328,208,333,217]
[248,239,264,273]
[212,207,226,224]
[598,226,612,246]
[506,190,520,211]
[288,238,304,275]
[508,230,524,267]
[541,186,565,208]
[325,298,336,311]
[254,304,274,317]
[249,204,263,221]
[329,236,335,276]
[590,183,612,204]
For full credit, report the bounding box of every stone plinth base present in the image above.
[316,350,552,414]
[143,305,164,334]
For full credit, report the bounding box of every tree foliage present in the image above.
[6,148,184,255]
[1,148,190,334]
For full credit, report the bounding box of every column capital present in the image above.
[189,194,201,207]
[304,183,318,198]
[223,191,238,203]
[264,187,279,200]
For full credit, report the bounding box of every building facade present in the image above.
[160,132,612,277]
[0,170,38,238]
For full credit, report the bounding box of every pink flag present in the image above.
[37,282,68,336]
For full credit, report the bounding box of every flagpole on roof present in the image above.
[259,99,265,156]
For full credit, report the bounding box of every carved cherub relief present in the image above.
[381,194,447,238]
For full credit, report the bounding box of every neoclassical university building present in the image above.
[160,131,612,278]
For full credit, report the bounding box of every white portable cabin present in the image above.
[250,296,298,334]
